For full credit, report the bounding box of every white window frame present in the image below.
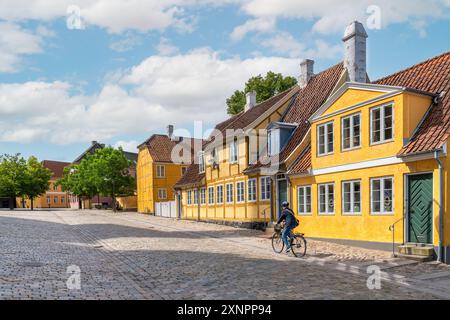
[236,181,245,203]
[370,177,394,215]
[260,176,271,201]
[208,186,215,205]
[47,196,51,204]
[229,139,238,163]
[198,152,205,174]
[317,121,334,156]
[156,165,165,178]
[318,183,335,215]
[200,187,206,205]
[158,188,167,200]
[268,129,280,157]
[193,189,199,205]
[370,103,394,145]
[187,190,192,205]
[297,185,312,215]
[341,113,361,151]
[216,185,224,204]
[226,183,234,204]
[247,178,257,202]
[342,180,361,215]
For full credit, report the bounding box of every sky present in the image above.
[0,0,449,162]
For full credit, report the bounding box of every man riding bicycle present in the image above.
[277,201,298,253]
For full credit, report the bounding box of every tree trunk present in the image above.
[9,196,14,210]
[31,198,34,211]
[21,197,25,209]
[112,194,116,213]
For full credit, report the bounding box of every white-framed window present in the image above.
[297,186,312,215]
[226,183,234,203]
[371,177,394,215]
[193,189,199,205]
[156,165,165,177]
[317,121,334,156]
[260,176,271,201]
[342,113,361,150]
[229,138,238,163]
[187,190,192,205]
[54,196,58,204]
[236,181,245,203]
[247,178,257,202]
[200,187,206,204]
[216,185,224,204]
[208,186,214,205]
[198,152,205,173]
[268,129,280,156]
[318,183,334,215]
[158,188,167,200]
[371,104,393,144]
[47,196,51,204]
[342,180,361,215]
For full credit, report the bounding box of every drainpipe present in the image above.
[434,150,444,262]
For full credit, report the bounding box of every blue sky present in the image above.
[0,0,449,162]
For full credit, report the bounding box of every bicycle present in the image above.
[271,223,307,257]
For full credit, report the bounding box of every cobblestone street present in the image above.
[0,210,448,300]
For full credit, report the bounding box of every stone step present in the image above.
[398,244,435,257]
[396,253,434,262]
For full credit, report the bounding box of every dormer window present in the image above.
[317,121,334,156]
[198,152,205,173]
[267,122,297,157]
[267,129,280,156]
[229,138,238,163]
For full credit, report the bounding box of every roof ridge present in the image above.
[375,50,450,83]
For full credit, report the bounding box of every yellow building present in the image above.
[137,127,201,215]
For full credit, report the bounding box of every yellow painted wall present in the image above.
[18,180,69,209]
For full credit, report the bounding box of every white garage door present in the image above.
[155,201,176,218]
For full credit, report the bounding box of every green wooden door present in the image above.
[278,180,288,218]
[408,173,433,244]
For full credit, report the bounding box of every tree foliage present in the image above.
[23,156,52,210]
[0,154,28,209]
[226,71,298,115]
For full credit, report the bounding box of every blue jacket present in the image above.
[277,208,297,227]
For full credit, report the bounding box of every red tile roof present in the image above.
[42,160,71,179]
[287,145,311,175]
[173,164,205,189]
[375,51,450,155]
[144,134,203,163]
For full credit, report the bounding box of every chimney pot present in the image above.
[343,21,368,83]
[245,91,257,112]
[299,59,314,88]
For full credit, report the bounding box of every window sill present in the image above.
[317,152,334,158]
[318,212,335,216]
[370,212,394,216]
[370,139,394,147]
[341,146,361,153]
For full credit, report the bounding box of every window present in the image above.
[187,191,192,205]
[371,177,394,215]
[248,179,257,202]
[200,188,206,204]
[158,188,167,200]
[193,189,199,205]
[216,185,224,204]
[268,129,280,156]
[226,183,234,203]
[317,122,334,155]
[156,165,165,177]
[371,104,393,144]
[297,186,312,215]
[260,177,271,201]
[229,138,238,163]
[54,196,58,204]
[47,196,50,204]
[236,181,245,203]
[208,187,214,205]
[342,113,361,150]
[61,197,65,204]
[342,180,361,215]
[181,166,187,175]
[53,184,58,191]
[318,183,334,214]
[198,152,205,173]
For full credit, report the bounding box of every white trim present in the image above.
[318,183,335,215]
[216,185,224,204]
[247,178,257,203]
[207,186,215,206]
[341,180,362,216]
[236,181,245,203]
[200,187,206,205]
[156,164,166,178]
[317,121,334,156]
[341,113,361,151]
[370,103,394,145]
[297,185,312,216]
[260,176,271,201]
[370,176,394,215]
[225,183,234,204]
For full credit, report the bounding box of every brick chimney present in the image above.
[343,21,368,83]
[167,125,174,139]
[245,91,256,112]
[298,59,314,88]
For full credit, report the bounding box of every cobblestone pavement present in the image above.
[0,210,447,300]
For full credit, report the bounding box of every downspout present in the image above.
[434,150,444,262]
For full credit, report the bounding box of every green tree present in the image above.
[23,157,52,210]
[89,147,135,212]
[226,71,298,115]
[0,154,27,210]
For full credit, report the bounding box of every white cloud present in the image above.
[0,49,299,144]
[113,140,140,153]
[230,17,276,41]
[155,37,180,56]
[0,22,46,73]
[110,33,142,52]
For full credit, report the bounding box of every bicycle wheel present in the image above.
[290,235,307,257]
[271,232,284,253]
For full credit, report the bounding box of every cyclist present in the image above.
[277,201,298,253]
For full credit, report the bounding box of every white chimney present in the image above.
[343,21,368,83]
[167,125,174,139]
[245,91,257,112]
[298,59,314,88]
